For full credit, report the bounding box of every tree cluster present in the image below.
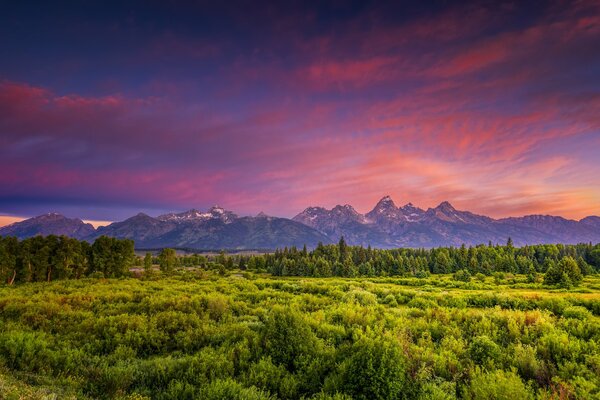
[0,235,135,284]
[256,239,598,286]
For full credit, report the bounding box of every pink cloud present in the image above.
[1,1,599,220]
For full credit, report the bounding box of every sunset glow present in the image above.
[1,1,599,221]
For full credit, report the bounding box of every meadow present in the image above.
[1,271,599,400]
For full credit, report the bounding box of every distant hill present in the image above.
[2,198,599,249]
[0,213,95,240]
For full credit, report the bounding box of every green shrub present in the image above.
[464,369,532,400]
[408,297,438,310]
[468,336,501,367]
[261,307,320,372]
[337,337,407,400]
[562,306,592,320]
[198,379,274,400]
[453,269,471,282]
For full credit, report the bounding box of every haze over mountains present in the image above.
[1,196,600,249]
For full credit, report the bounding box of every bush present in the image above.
[243,357,298,398]
[0,332,52,373]
[382,294,398,307]
[415,270,430,279]
[468,336,500,367]
[453,269,471,282]
[562,306,592,320]
[337,337,407,400]
[464,369,532,400]
[407,297,438,310]
[261,307,320,372]
[342,289,378,306]
[1,269,599,399]
[418,380,456,400]
[198,379,274,400]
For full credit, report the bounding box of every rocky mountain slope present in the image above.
[2,198,599,249]
[0,213,95,240]
[87,206,331,249]
[293,196,600,248]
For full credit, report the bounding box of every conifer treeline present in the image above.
[2,235,600,285]
[257,238,600,278]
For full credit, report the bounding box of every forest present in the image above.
[2,236,599,286]
[0,235,599,399]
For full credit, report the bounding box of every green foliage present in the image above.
[464,369,532,400]
[91,236,135,278]
[453,269,471,282]
[158,248,177,274]
[143,253,153,272]
[336,337,407,400]
[262,307,320,371]
[544,256,583,287]
[198,378,274,400]
[468,336,500,367]
[0,235,133,283]
[2,236,599,284]
[0,263,599,399]
[264,241,600,279]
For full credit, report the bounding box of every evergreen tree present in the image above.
[544,256,583,287]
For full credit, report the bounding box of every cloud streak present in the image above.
[0,1,599,221]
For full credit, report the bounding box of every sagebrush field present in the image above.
[1,272,599,399]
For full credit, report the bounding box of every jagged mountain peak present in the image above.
[293,203,366,229]
[332,204,359,213]
[208,206,237,222]
[366,195,406,222]
[401,202,424,212]
[157,206,237,223]
[374,195,397,208]
[92,208,330,249]
[293,206,328,222]
[300,206,327,213]
[425,201,473,223]
[3,200,600,249]
[400,202,425,221]
[436,201,455,211]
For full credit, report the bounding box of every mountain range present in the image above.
[1,197,599,249]
[293,196,600,247]
[0,206,329,250]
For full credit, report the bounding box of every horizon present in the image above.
[1,1,599,222]
[2,193,599,230]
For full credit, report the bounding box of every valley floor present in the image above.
[0,273,599,399]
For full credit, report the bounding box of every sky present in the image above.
[1,0,599,224]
